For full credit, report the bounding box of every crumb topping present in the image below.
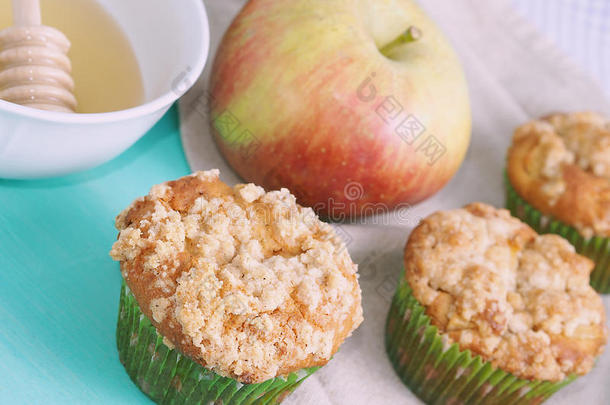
[510,112,610,237]
[110,170,363,383]
[514,113,610,184]
[405,203,607,381]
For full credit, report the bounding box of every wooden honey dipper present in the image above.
[0,0,76,112]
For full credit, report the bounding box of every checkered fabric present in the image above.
[511,0,610,98]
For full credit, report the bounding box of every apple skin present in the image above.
[209,0,471,219]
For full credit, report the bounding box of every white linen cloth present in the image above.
[511,0,610,98]
[180,1,610,403]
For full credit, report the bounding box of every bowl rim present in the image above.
[0,0,210,124]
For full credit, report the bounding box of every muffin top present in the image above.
[405,203,607,382]
[507,112,610,238]
[110,170,363,384]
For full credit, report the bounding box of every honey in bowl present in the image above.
[0,0,144,113]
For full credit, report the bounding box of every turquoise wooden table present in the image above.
[0,106,190,404]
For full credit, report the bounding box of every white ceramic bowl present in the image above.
[0,0,209,179]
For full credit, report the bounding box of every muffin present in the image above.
[506,112,610,292]
[386,203,607,404]
[110,170,363,404]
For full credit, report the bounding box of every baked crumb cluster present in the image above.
[509,112,610,237]
[110,170,363,383]
[405,203,607,382]
[516,113,610,199]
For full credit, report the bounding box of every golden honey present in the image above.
[0,0,144,113]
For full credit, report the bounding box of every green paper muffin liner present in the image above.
[116,282,319,404]
[385,275,575,405]
[505,175,610,293]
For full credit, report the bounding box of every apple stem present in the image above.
[380,26,422,57]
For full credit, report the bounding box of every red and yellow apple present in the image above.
[209,0,471,219]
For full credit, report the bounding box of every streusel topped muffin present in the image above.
[405,203,606,382]
[507,112,610,238]
[110,170,363,386]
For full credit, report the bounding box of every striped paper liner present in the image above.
[385,275,575,405]
[117,282,319,404]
